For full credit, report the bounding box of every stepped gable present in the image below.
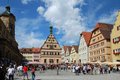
[81,32,92,46]
[41,26,61,50]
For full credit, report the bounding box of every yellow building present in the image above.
[89,23,113,62]
[111,11,120,62]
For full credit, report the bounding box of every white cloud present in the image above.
[21,0,34,4]
[98,10,117,24]
[15,17,45,48]
[37,6,45,15]
[38,0,86,45]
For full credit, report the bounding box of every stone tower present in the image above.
[0,6,22,65]
[0,6,15,39]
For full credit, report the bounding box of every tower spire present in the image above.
[50,24,53,34]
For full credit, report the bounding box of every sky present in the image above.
[0,0,120,48]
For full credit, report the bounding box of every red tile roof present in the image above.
[93,23,113,32]
[81,32,92,46]
[92,23,113,40]
[72,45,79,53]
[32,48,41,53]
[20,48,41,53]
[63,46,72,53]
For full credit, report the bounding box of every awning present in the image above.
[27,62,41,64]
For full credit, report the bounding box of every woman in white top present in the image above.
[7,65,15,80]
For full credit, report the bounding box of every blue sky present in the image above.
[0,0,120,48]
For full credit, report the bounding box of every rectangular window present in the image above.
[56,59,59,63]
[49,59,54,63]
[92,39,96,42]
[117,25,120,30]
[44,59,47,63]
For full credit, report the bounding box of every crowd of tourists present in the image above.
[0,58,36,80]
[71,63,120,75]
[0,58,120,80]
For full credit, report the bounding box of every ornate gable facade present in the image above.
[40,26,61,65]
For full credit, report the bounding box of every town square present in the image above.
[0,0,120,80]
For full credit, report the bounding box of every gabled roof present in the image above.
[80,32,92,46]
[100,29,112,40]
[63,46,72,53]
[41,34,61,50]
[92,23,113,40]
[92,23,113,32]
[72,45,78,53]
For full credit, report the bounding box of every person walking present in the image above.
[23,65,28,80]
[75,64,80,75]
[56,65,59,75]
[7,64,15,80]
[31,66,35,80]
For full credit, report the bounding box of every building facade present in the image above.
[79,32,91,63]
[0,6,22,64]
[111,11,120,62]
[40,26,61,65]
[70,45,79,64]
[20,48,40,64]
[89,23,113,62]
[61,46,72,63]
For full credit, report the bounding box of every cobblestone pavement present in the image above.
[14,70,120,80]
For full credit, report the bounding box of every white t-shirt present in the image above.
[75,66,80,70]
[19,66,23,71]
[8,68,15,75]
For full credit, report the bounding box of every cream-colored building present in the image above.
[111,11,120,62]
[89,23,113,62]
[79,32,91,63]
[40,26,61,65]
[70,45,79,64]
[20,48,40,64]
[61,46,72,63]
